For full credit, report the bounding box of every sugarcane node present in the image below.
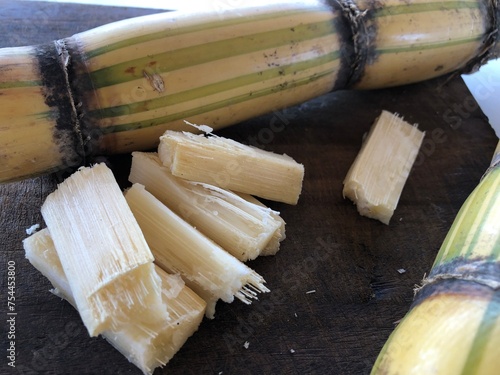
[495,0,500,55]
[482,150,500,180]
[418,256,500,293]
[36,41,85,180]
[327,1,356,90]
[331,0,378,88]
[411,278,499,313]
[459,0,500,74]
[64,37,103,158]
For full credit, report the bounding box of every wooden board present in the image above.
[1,2,498,374]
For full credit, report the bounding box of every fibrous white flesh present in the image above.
[343,110,425,224]
[236,192,286,256]
[124,183,270,318]
[23,228,206,375]
[158,131,304,205]
[129,152,285,261]
[40,163,166,336]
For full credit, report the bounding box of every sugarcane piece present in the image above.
[0,1,339,183]
[236,192,287,256]
[41,163,167,336]
[129,152,285,261]
[158,130,305,204]
[3,0,496,184]
[371,141,500,374]
[23,228,206,375]
[352,0,494,89]
[343,110,425,224]
[124,183,270,319]
[188,183,287,257]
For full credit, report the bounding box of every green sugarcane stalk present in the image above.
[371,141,500,374]
[0,0,499,183]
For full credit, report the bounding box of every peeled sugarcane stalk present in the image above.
[124,183,270,319]
[24,228,206,375]
[40,163,168,336]
[343,110,425,224]
[1,0,498,183]
[371,141,500,375]
[236,192,287,256]
[158,130,305,204]
[129,152,285,261]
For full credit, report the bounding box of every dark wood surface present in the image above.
[1,2,498,374]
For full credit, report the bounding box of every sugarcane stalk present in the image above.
[1,0,499,183]
[371,141,500,374]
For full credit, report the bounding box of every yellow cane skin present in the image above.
[0,0,497,181]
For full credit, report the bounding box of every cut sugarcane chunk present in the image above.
[129,152,285,261]
[124,183,270,319]
[23,228,206,375]
[158,130,304,205]
[236,192,286,256]
[343,110,425,224]
[41,163,167,336]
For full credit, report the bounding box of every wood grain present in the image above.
[0,2,497,375]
